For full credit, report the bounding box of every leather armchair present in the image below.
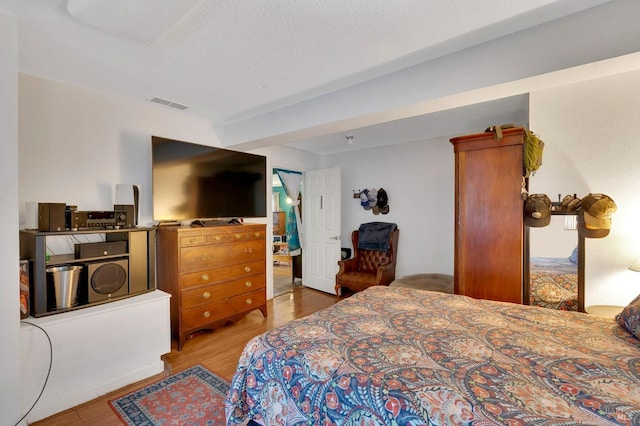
[335,228,399,296]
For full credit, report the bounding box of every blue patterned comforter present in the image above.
[226,286,640,425]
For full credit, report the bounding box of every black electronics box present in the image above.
[113,204,135,228]
[74,241,128,259]
[38,202,66,232]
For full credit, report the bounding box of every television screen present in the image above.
[151,136,267,221]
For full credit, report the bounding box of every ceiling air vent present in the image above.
[149,97,189,111]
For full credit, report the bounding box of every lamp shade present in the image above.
[630,258,640,272]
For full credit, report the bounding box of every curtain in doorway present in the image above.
[274,169,303,256]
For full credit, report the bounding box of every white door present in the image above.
[303,167,341,294]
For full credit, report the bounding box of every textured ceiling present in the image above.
[1,0,614,153]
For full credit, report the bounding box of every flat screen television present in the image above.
[151,136,267,222]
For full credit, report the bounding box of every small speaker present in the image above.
[85,258,129,303]
[115,184,140,226]
[25,202,38,230]
[38,203,66,232]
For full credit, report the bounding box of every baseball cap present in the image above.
[524,194,551,227]
[367,188,378,208]
[359,189,370,208]
[578,193,616,238]
[373,188,389,215]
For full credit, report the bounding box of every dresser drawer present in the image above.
[177,226,265,247]
[182,289,266,330]
[180,260,265,289]
[211,228,265,244]
[180,235,206,247]
[180,240,265,273]
[181,274,266,310]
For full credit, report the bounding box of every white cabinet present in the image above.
[20,290,171,423]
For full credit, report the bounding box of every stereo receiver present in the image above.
[71,210,129,229]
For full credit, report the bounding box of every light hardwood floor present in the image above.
[30,287,337,426]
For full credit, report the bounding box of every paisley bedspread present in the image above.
[226,286,640,425]
[530,257,578,310]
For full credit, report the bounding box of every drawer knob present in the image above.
[203,311,211,318]
[245,248,253,254]
[254,232,260,237]
[215,236,222,241]
[245,281,252,288]
[200,255,211,261]
[246,298,252,305]
[189,238,197,244]
[201,274,209,281]
[244,266,251,272]
[202,291,211,299]
[235,234,242,239]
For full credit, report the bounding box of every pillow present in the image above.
[616,293,640,339]
[569,247,578,265]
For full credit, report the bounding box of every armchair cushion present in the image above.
[357,248,392,274]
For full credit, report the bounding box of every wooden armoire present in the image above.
[450,127,525,304]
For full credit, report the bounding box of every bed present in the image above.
[529,256,578,310]
[226,286,640,425]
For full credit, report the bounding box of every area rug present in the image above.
[109,364,230,425]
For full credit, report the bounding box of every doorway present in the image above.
[272,169,303,296]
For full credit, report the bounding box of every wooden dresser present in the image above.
[450,128,525,304]
[156,223,267,350]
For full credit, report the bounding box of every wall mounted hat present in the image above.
[578,193,616,238]
[524,194,551,227]
[360,189,370,208]
[373,188,389,215]
[366,188,378,209]
[359,188,378,210]
[561,194,581,211]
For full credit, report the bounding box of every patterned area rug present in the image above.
[110,365,230,425]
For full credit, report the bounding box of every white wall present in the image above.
[18,74,225,227]
[530,70,640,307]
[326,137,455,278]
[0,10,22,426]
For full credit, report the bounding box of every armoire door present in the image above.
[450,128,525,304]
